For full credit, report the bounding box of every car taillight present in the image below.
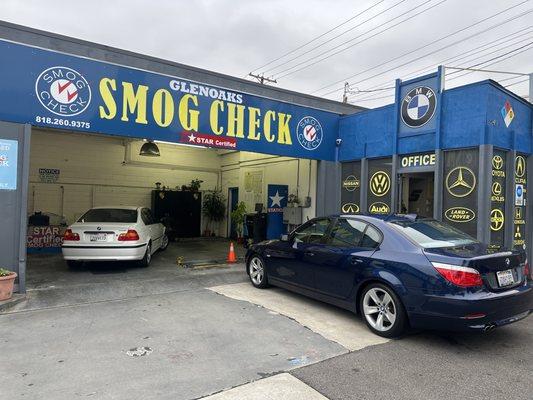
[63,229,80,241]
[525,259,531,280]
[118,229,140,241]
[432,262,483,287]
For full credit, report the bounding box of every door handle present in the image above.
[305,252,315,257]
[351,257,364,265]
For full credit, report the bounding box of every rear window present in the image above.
[389,219,478,249]
[78,208,138,223]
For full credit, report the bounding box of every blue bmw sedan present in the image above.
[245,214,532,337]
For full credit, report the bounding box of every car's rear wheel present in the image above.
[159,235,169,251]
[139,242,152,268]
[248,255,268,288]
[360,283,407,338]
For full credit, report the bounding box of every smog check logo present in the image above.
[35,66,91,116]
[401,86,437,128]
[297,116,323,151]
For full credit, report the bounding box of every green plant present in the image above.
[202,190,226,234]
[0,268,14,277]
[190,179,203,192]
[230,202,247,238]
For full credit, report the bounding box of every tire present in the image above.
[247,255,269,289]
[139,242,152,268]
[359,283,407,338]
[66,260,82,269]
[159,235,169,251]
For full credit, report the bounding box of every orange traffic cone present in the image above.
[227,242,237,263]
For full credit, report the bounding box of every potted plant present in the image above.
[202,190,226,237]
[288,194,300,207]
[0,268,17,301]
[190,179,203,192]
[230,202,247,243]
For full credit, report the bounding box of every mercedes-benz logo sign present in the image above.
[401,86,437,128]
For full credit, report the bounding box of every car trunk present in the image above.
[424,243,527,291]
[70,222,134,244]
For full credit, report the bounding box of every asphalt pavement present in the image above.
[292,317,533,400]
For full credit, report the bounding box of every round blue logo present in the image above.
[35,66,91,117]
[516,186,523,196]
[297,116,323,151]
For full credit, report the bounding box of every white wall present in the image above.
[29,129,318,235]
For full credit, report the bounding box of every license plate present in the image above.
[496,269,515,287]
[89,233,107,242]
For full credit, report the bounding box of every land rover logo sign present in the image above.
[401,86,437,128]
[369,202,390,214]
[445,207,475,223]
[342,175,360,191]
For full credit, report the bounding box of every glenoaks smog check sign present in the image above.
[0,40,339,161]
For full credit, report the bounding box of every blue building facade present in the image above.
[338,71,532,255]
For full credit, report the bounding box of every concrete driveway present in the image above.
[2,252,532,400]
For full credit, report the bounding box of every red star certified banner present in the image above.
[180,131,237,149]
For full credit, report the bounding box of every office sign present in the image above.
[0,40,339,161]
[399,152,436,169]
[0,138,18,190]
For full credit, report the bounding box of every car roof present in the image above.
[334,213,431,223]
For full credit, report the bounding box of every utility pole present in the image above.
[247,73,277,85]
[342,82,350,103]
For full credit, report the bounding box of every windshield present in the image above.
[78,208,138,223]
[389,219,478,248]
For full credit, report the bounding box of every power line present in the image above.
[249,0,386,75]
[275,0,445,79]
[313,0,531,96]
[356,41,533,103]
[261,0,407,75]
[353,28,533,101]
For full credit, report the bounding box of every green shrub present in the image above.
[0,268,14,277]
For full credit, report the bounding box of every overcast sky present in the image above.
[1,0,531,107]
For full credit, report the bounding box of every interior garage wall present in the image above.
[28,129,220,225]
[29,129,318,237]
[220,152,317,235]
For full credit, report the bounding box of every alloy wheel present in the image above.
[363,287,397,332]
[249,257,264,285]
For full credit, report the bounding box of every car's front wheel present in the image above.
[360,283,407,338]
[248,255,268,288]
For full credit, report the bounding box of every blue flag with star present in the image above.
[266,184,288,239]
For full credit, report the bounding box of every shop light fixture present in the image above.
[139,140,161,157]
[153,139,206,150]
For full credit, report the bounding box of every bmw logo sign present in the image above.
[401,86,437,128]
[297,116,323,151]
[35,66,91,117]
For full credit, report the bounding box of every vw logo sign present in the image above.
[297,116,323,151]
[401,86,437,128]
[35,66,91,116]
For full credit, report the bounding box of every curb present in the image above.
[0,293,27,313]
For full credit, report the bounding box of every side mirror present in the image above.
[280,234,289,242]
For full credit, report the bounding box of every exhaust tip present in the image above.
[483,324,496,332]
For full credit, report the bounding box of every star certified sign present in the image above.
[401,86,437,128]
[269,191,284,208]
[445,166,476,198]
